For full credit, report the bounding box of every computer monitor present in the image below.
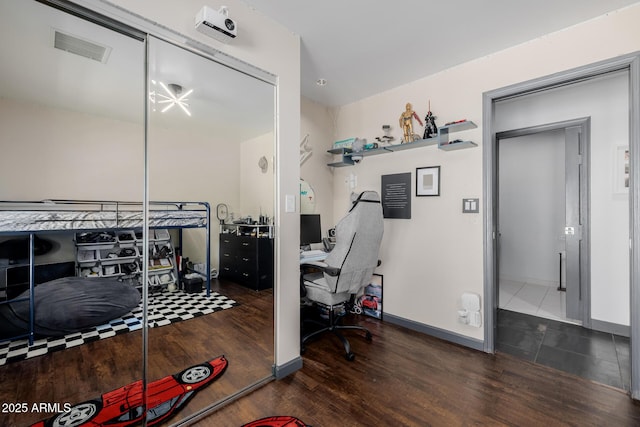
[300,214,322,247]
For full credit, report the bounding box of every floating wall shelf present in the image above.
[327,120,477,167]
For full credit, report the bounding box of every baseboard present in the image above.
[272,356,303,379]
[384,313,484,351]
[591,319,630,337]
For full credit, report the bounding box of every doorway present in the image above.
[483,55,640,398]
[497,119,590,326]
[493,119,630,391]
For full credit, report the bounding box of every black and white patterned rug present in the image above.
[0,289,238,366]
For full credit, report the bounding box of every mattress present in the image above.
[0,209,207,233]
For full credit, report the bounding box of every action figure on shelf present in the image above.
[423,101,438,139]
[399,102,423,143]
[375,124,395,145]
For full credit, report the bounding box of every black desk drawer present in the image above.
[218,233,272,291]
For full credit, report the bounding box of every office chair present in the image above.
[301,190,383,361]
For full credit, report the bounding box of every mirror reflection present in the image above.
[146,36,275,424]
[0,1,275,426]
[0,1,145,426]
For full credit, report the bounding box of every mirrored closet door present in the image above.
[0,1,145,426]
[0,1,276,426]
[145,36,276,424]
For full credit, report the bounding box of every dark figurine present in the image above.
[423,101,438,140]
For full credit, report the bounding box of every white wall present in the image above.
[300,97,335,235]
[240,132,275,220]
[147,123,242,267]
[0,99,143,201]
[495,71,630,326]
[327,4,640,341]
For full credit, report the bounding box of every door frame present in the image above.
[482,52,640,399]
[496,118,591,326]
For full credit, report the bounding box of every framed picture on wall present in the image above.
[416,166,440,196]
[354,274,383,319]
[381,173,411,219]
[614,145,630,194]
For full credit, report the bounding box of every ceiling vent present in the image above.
[52,29,111,63]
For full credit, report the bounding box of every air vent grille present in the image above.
[53,30,111,63]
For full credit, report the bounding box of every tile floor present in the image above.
[499,279,577,324]
[498,279,631,390]
[497,309,631,391]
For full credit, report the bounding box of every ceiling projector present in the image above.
[195,6,237,43]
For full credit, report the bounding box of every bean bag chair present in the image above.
[0,276,140,338]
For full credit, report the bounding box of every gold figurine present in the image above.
[399,102,423,143]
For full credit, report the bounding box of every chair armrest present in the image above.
[301,261,327,269]
[300,262,341,277]
[323,266,341,276]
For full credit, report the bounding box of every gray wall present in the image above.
[499,129,566,286]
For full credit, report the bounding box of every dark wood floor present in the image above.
[0,279,273,426]
[202,314,640,427]
[3,280,640,426]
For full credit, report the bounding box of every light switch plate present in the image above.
[285,194,296,213]
[462,198,479,213]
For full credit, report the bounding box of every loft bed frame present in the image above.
[0,199,212,345]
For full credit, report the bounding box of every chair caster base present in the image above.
[345,352,355,361]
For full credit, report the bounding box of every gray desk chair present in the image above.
[301,190,383,361]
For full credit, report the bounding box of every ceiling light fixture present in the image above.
[155,82,193,116]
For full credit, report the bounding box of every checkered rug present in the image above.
[0,289,238,366]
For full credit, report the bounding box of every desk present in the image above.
[300,249,327,263]
[300,250,327,334]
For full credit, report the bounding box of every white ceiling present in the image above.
[243,0,640,107]
[2,0,639,130]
